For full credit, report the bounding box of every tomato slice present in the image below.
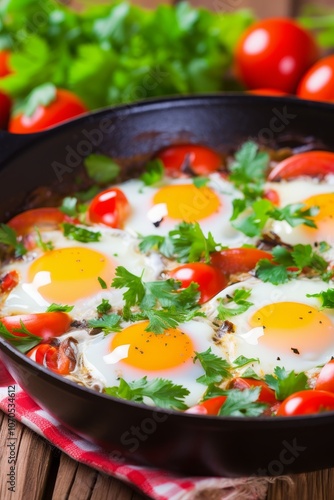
[230,378,277,404]
[276,390,334,416]
[210,247,273,276]
[1,312,72,341]
[88,187,130,228]
[27,341,74,375]
[0,270,19,293]
[268,151,334,181]
[185,396,227,415]
[315,360,334,393]
[169,263,227,303]
[8,207,66,236]
[156,144,222,176]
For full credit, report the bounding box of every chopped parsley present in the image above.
[140,159,164,186]
[46,303,74,313]
[194,348,232,384]
[193,176,210,188]
[88,313,122,333]
[307,288,334,309]
[219,387,268,417]
[217,288,253,320]
[98,277,108,289]
[84,154,120,184]
[0,224,26,257]
[34,227,54,252]
[96,298,112,315]
[62,222,101,243]
[264,367,309,401]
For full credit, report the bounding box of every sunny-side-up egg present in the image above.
[111,173,250,246]
[205,277,334,374]
[0,227,163,320]
[75,318,222,407]
[265,178,334,247]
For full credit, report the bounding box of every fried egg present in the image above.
[78,319,220,406]
[207,277,334,374]
[265,179,334,246]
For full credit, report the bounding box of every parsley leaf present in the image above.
[217,288,253,320]
[98,277,108,289]
[264,367,309,400]
[96,298,112,315]
[88,313,122,333]
[193,176,210,188]
[84,154,120,184]
[46,303,74,313]
[194,348,232,384]
[112,267,145,319]
[307,288,334,309]
[105,376,189,410]
[269,203,318,228]
[232,355,259,368]
[140,159,164,186]
[59,197,79,217]
[34,227,54,252]
[219,387,267,417]
[62,222,101,243]
[255,258,291,285]
[0,223,26,257]
[0,320,41,353]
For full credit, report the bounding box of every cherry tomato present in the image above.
[277,390,334,416]
[0,270,19,293]
[297,54,334,103]
[230,378,277,404]
[8,207,66,236]
[88,187,130,228]
[0,50,12,77]
[0,312,72,341]
[235,18,318,93]
[264,188,280,205]
[210,247,273,276]
[247,88,288,96]
[268,151,334,181]
[315,360,334,393]
[0,91,11,129]
[185,396,227,415]
[157,144,222,176]
[9,89,87,133]
[169,262,227,304]
[27,342,73,375]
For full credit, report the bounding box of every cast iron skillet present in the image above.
[0,95,334,478]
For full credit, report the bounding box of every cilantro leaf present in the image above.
[0,223,26,257]
[231,198,272,237]
[217,288,253,320]
[98,277,108,289]
[219,387,267,417]
[112,267,145,319]
[140,159,164,186]
[264,367,309,400]
[194,348,232,384]
[255,259,291,285]
[269,203,318,228]
[46,303,74,313]
[62,222,101,243]
[105,376,189,410]
[307,288,334,309]
[96,298,112,315]
[88,313,122,333]
[34,227,54,252]
[193,176,210,188]
[84,154,120,184]
[232,355,259,368]
[0,321,41,353]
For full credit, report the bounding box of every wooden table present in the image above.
[0,410,333,499]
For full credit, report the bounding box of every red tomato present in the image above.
[315,360,334,393]
[230,378,277,404]
[185,396,227,415]
[8,207,66,236]
[247,88,288,96]
[0,91,11,129]
[88,187,130,228]
[157,144,222,176]
[0,270,19,293]
[268,151,334,181]
[0,50,12,77]
[235,18,318,93]
[9,89,87,133]
[1,313,72,341]
[169,262,227,304]
[297,54,334,102]
[210,247,273,276]
[28,342,73,375]
[263,188,280,205]
[277,390,334,416]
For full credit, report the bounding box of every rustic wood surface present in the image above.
[1,410,334,499]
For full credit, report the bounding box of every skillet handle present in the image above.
[0,130,36,166]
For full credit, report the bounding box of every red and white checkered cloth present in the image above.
[0,360,280,499]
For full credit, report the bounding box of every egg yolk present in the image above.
[110,320,194,370]
[249,302,334,358]
[152,184,220,222]
[302,193,334,241]
[28,247,115,303]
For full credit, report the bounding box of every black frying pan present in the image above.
[1,94,334,477]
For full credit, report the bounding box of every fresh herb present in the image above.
[84,154,120,184]
[46,303,74,313]
[194,348,232,384]
[139,222,220,263]
[88,313,122,333]
[111,266,200,333]
[265,367,309,400]
[217,288,253,320]
[193,176,210,188]
[140,159,164,186]
[98,277,108,289]
[240,368,262,380]
[318,241,332,253]
[96,298,112,315]
[307,288,334,309]
[105,376,189,410]
[232,355,259,368]
[0,321,41,353]
[0,223,26,257]
[60,197,79,217]
[219,387,267,417]
[62,222,101,243]
[34,227,54,252]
